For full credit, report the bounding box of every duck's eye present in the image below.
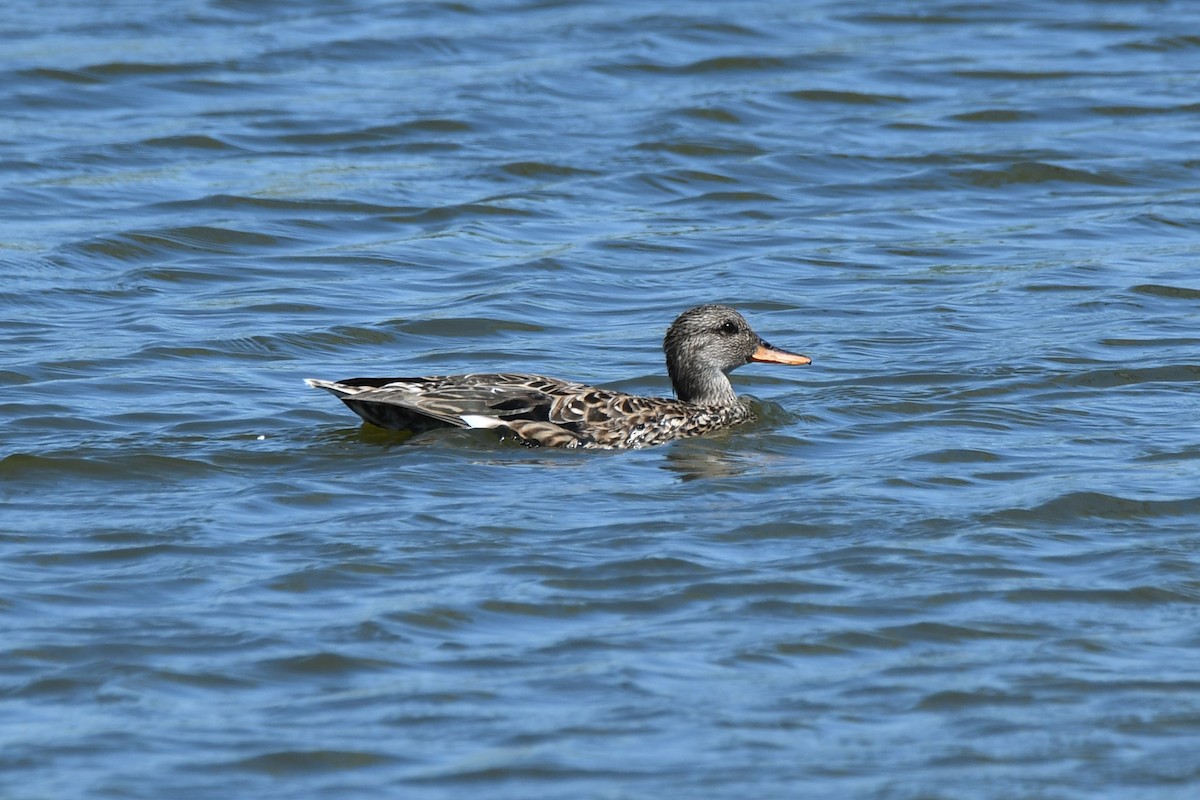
[719,320,739,335]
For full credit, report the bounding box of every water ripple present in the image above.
[4,1,1200,798]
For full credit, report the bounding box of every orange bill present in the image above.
[751,343,812,366]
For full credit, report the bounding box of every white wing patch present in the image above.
[460,414,508,430]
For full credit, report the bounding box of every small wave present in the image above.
[987,491,1200,524]
[605,54,794,76]
[1065,364,1200,389]
[224,749,399,774]
[74,226,293,262]
[786,89,910,105]
[1119,34,1200,52]
[1130,284,1200,300]
[0,452,218,483]
[950,161,1131,188]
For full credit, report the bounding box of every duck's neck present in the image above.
[667,355,739,406]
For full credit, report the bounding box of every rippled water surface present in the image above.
[4,1,1200,797]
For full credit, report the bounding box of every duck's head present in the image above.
[662,304,811,405]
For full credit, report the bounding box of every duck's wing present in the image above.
[305,374,595,436]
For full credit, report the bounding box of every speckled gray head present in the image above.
[663,305,811,405]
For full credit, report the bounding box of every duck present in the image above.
[305,304,811,449]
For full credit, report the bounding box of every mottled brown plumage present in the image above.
[306,305,810,449]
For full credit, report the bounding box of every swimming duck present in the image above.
[306,304,811,449]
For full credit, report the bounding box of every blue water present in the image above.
[3,1,1200,798]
